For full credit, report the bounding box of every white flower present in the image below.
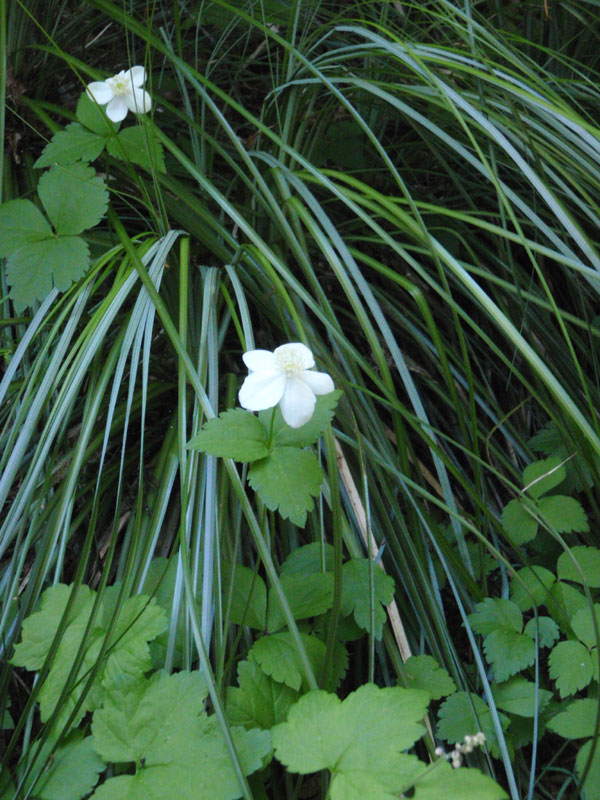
[86,66,151,122]
[238,343,334,428]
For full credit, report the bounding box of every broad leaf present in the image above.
[37,164,108,236]
[0,199,52,256]
[221,562,267,630]
[261,390,342,448]
[25,732,104,800]
[34,122,107,168]
[491,676,552,717]
[522,456,566,499]
[249,632,328,691]
[76,93,119,136]
[226,656,299,729]
[501,499,538,545]
[523,615,560,648]
[280,542,335,577]
[557,547,600,588]
[537,495,588,533]
[340,559,395,639]
[248,447,323,526]
[576,739,600,800]
[106,125,166,172]
[437,692,510,759]
[510,566,556,611]
[571,604,600,649]
[267,572,334,633]
[547,698,599,739]
[403,655,457,700]
[186,409,269,462]
[549,640,594,697]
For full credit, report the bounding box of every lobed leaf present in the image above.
[34,122,107,168]
[37,164,109,236]
[186,409,269,462]
[340,559,395,639]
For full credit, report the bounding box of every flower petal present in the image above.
[301,370,334,396]
[239,371,286,411]
[242,349,276,372]
[125,87,151,114]
[129,66,146,87]
[86,81,113,104]
[279,377,316,428]
[105,97,129,121]
[274,342,314,371]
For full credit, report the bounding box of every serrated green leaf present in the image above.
[576,739,600,800]
[523,615,560,648]
[76,93,118,136]
[340,559,394,639]
[413,761,508,800]
[403,655,456,700]
[249,632,328,691]
[248,447,323,526]
[221,562,267,630]
[6,236,90,310]
[571,604,600,649]
[92,671,270,800]
[501,499,538,544]
[106,125,166,172]
[523,456,566,499]
[272,684,429,778]
[34,123,107,168]
[226,656,299,729]
[548,581,588,632]
[510,566,556,611]
[261,390,341,448]
[547,698,599,739]
[484,627,536,682]
[491,676,552,717]
[280,542,335,577]
[537,495,588,533]
[26,732,104,800]
[0,199,52,256]
[557,547,600,588]
[549,640,594,697]
[529,423,562,454]
[267,572,334,633]
[468,598,523,636]
[437,692,510,759]
[38,164,108,236]
[186,409,269,461]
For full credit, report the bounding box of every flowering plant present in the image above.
[86,66,152,122]
[239,343,334,428]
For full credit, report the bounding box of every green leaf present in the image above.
[280,542,335,577]
[249,632,328,691]
[226,656,299,729]
[576,739,600,800]
[76,92,118,136]
[34,123,107,168]
[510,566,556,611]
[186,409,269,462]
[549,640,594,697]
[484,628,536,682]
[221,562,267,631]
[248,447,323,526]
[547,698,599,739]
[491,676,552,717]
[523,616,560,648]
[571,604,600,648]
[437,692,510,760]
[537,495,589,533]
[547,581,588,632]
[267,572,334,633]
[557,547,600,587]
[106,125,166,172]
[468,598,523,636]
[0,199,52,256]
[37,164,108,236]
[92,671,270,800]
[26,732,104,800]
[523,456,566,499]
[6,236,90,310]
[272,683,429,777]
[403,655,457,700]
[262,390,342,448]
[340,559,395,639]
[11,583,166,727]
[501,499,538,545]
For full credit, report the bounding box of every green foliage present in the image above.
[226,656,300,730]
[34,123,107,168]
[437,692,510,759]
[187,409,270,461]
[280,543,335,577]
[549,640,595,697]
[248,447,323,526]
[547,698,599,739]
[510,566,556,611]
[0,164,108,309]
[272,684,506,800]
[557,547,600,587]
[340,559,395,639]
[467,598,536,681]
[91,671,270,800]
[249,632,340,692]
[266,572,334,633]
[222,562,267,631]
[403,655,457,700]
[260,390,343,448]
[22,732,104,800]
[11,584,166,726]
[106,125,166,173]
[576,739,600,800]
[491,676,552,717]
